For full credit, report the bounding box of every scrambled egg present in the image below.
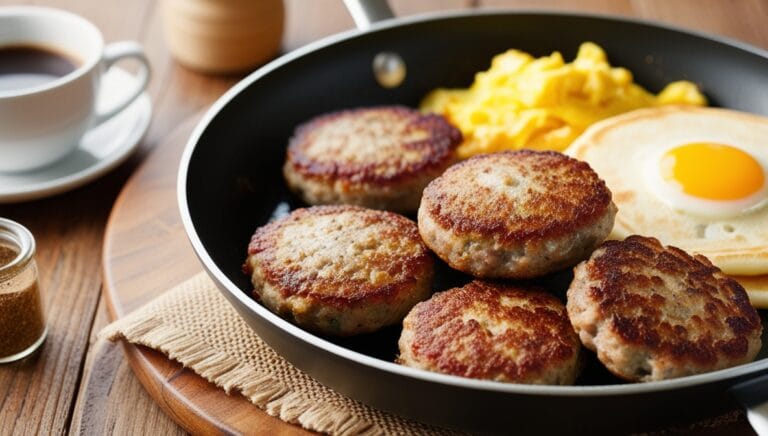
[420,42,707,158]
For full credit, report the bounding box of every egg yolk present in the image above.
[661,143,764,200]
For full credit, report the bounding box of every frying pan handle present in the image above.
[343,0,395,29]
[731,373,768,435]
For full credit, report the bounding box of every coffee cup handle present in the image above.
[92,41,150,125]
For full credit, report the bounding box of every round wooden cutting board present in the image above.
[101,114,312,435]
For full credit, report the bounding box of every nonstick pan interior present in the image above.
[180,11,768,433]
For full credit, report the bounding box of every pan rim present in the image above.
[178,9,768,397]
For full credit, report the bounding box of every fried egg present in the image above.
[566,106,768,279]
[645,141,767,218]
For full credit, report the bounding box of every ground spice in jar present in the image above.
[0,245,14,266]
[0,236,46,360]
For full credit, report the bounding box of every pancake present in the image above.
[735,274,768,308]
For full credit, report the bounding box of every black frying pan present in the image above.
[178,2,768,433]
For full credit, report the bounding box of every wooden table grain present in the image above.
[0,1,766,434]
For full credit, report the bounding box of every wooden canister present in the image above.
[162,0,284,74]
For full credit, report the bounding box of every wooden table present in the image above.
[1,0,767,434]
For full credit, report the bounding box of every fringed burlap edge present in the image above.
[99,275,383,436]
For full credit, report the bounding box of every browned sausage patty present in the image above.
[418,150,616,278]
[567,235,762,382]
[244,205,434,336]
[283,106,461,213]
[398,280,582,384]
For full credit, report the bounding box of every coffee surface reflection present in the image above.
[0,45,78,92]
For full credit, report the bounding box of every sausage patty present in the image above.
[418,150,616,278]
[398,280,582,384]
[567,235,762,382]
[244,205,434,336]
[284,106,461,213]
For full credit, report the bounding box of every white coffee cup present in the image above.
[0,7,150,172]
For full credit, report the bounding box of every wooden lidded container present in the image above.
[162,0,284,74]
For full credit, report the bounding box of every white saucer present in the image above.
[0,67,152,203]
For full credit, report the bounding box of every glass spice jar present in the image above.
[0,218,46,363]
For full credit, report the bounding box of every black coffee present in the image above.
[0,45,79,92]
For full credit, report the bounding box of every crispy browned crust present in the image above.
[246,205,433,309]
[285,106,461,185]
[421,150,613,243]
[569,235,762,380]
[399,281,581,384]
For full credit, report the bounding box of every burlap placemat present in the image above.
[101,272,452,435]
[101,272,747,435]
